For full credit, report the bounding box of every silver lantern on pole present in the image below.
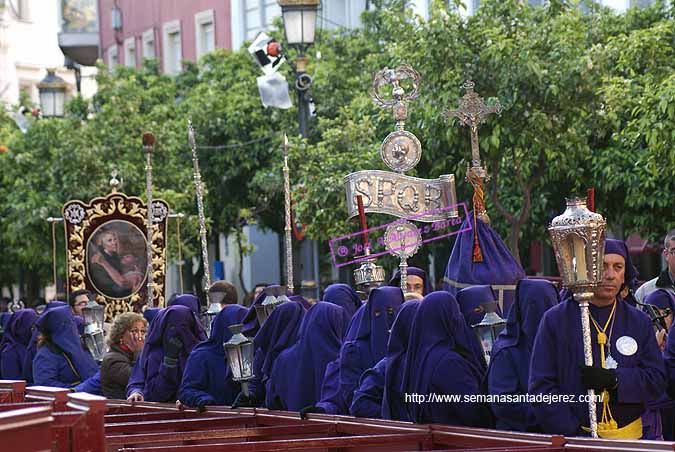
[548,197,606,439]
[255,286,288,326]
[472,300,506,365]
[82,299,106,363]
[224,323,255,396]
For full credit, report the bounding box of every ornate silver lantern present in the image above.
[82,299,106,363]
[472,301,506,365]
[204,301,222,337]
[548,197,606,438]
[254,286,287,326]
[224,324,255,396]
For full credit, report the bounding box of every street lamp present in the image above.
[278,0,319,138]
[37,69,67,118]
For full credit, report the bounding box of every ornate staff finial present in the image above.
[143,132,157,307]
[445,81,502,262]
[109,166,121,193]
[188,119,212,305]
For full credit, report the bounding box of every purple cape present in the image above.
[323,283,362,318]
[169,294,200,316]
[388,267,433,295]
[529,295,666,438]
[350,357,387,418]
[487,279,558,431]
[22,301,66,383]
[34,305,98,380]
[0,309,38,379]
[402,291,491,426]
[143,307,162,325]
[130,305,207,402]
[289,295,312,310]
[178,304,247,407]
[443,214,525,315]
[338,287,403,411]
[456,285,503,327]
[254,300,305,380]
[382,300,420,421]
[267,302,350,411]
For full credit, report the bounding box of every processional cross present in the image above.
[445,81,502,261]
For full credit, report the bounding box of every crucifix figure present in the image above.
[445,80,502,261]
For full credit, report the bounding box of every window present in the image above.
[142,29,156,59]
[195,9,215,58]
[162,20,182,75]
[124,37,136,68]
[108,45,118,69]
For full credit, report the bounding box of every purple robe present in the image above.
[338,286,403,411]
[487,279,558,431]
[443,214,524,315]
[22,301,66,383]
[33,306,98,387]
[289,295,312,310]
[456,285,504,327]
[316,303,367,414]
[350,357,387,418]
[126,305,206,402]
[249,301,305,402]
[324,283,362,318]
[402,291,491,426]
[178,304,247,407]
[169,294,200,316]
[382,300,420,421]
[530,295,666,438]
[388,267,433,295]
[0,309,38,379]
[143,307,162,326]
[266,302,349,411]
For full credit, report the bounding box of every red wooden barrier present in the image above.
[25,386,71,412]
[0,379,26,403]
[0,405,53,452]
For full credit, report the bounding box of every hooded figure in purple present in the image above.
[241,285,285,337]
[443,214,525,316]
[169,294,200,316]
[33,306,99,388]
[402,291,492,426]
[457,285,504,328]
[0,309,38,379]
[382,300,421,421]
[22,301,66,383]
[178,304,247,407]
[350,300,421,419]
[245,300,305,405]
[487,279,558,432]
[324,283,362,319]
[530,239,666,439]
[338,286,403,411]
[143,307,162,326]
[604,239,639,308]
[266,302,350,411]
[389,267,433,297]
[289,295,312,310]
[0,312,10,343]
[126,305,206,402]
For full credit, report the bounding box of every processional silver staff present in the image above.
[187,120,212,310]
[282,134,294,294]
[143,132,157,307]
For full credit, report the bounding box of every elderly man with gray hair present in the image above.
[636,229,675,303]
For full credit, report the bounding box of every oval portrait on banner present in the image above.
[86,220,148,299]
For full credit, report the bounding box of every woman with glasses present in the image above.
[101,312,147,399]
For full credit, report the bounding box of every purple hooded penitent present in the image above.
[126,305,207,402]
[241,285,286,336]
[143,307,162,326]
[457,285,503,327]
[33,305,98,388]
[531,292,666,438]
[487,279,558,432]
[22,301,66,383]
[266,302,350,411]
[289,295,311,310]
[178,304,247,407]
[389,267,433,295]
[169,294,200,316]
[443,214,524,315]
[338,286,403,411]
[0,309,38,379]
[324,284,362,319]
[402,292,491,427]
[382,300,420,421]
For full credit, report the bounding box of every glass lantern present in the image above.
[38,69,67,118]
[255,286,284,326]
[472,301,506,365]
[204,301,222,337]
[224,323,255,396]
[82,299,106,362]
[278,0,320,50]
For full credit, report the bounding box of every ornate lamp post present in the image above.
[82,299,106,362]
[549,197,606,438]
[37,69,67,118]
[224,324,256,397]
